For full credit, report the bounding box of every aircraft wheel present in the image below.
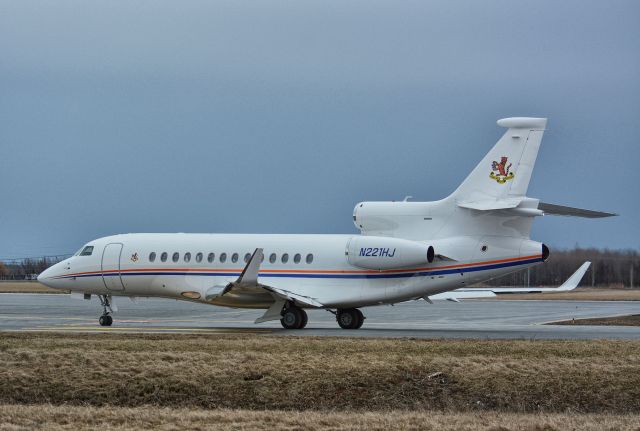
[298,309,308,329]
[353,309,365,329]
[280,307,303,329]
[337,308,364,329]
[99,315,113,327]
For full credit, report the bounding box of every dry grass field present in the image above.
[1,404,639,431]
[0,281,66,294]
[0,333,639,429]
[554,314,640,326]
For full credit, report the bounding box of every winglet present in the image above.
[206,248,264,301]
[556,261,591,291]
[236,248,264,286]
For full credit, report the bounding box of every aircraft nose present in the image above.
[37,263,64,288]
[37,266,53,285]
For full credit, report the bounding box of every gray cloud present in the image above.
[1,0,638,257]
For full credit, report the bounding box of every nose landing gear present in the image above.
[336,308,365,329]
[99,314,113,326]
[98,294,114,327]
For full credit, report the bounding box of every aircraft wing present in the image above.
[426,262,591,301]
[205,248,270,301]
[428,290,497,301]
[259,285,324,308]
[205,248,325,322]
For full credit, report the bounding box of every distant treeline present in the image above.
[1,249,638,287]
[0,257,65,280]
[486,248,639,288]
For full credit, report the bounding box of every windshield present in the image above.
[78,245,94,256]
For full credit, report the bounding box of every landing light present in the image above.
[181,291,201,299]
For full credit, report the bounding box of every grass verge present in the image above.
[553,314,640,326]
[1,333,639,413]
[0,282,67,294]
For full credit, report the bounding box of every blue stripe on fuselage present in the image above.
[58,257,542,280]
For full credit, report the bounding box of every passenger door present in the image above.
[102,243,125,291]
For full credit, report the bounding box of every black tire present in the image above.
[298,309,308,329]
[337,308,358,329]
[280,307,302,329]
[353,309,365,329]
[99,315,113,327]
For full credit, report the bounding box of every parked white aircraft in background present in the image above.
[38,118,614,329]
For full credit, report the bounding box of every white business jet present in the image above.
[38,117,614,329]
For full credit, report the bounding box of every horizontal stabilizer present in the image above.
[539,202,617,218]
[458,198,523,211]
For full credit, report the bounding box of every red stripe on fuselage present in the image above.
[58,254,542,278]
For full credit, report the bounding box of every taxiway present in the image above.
[1,293,640,339]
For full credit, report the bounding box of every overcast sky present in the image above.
[1,0,638,259]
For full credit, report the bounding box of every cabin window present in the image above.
[196,252,203,263]
[306,253,313,264]
[281,253,289,264]
[269,253,276,263]
[79,246,94,256]
[208,252,215,263]
[231,253,239,263]
[294,253,301,264]
[149,252,156,262]
[184,252,191,262]
[172,252,179,263]
[220,253,227,263]
[244,253,251,263]
[161,252,168,262]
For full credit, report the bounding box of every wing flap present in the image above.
[261,285,324,308]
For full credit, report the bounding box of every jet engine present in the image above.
[346,236,435,270]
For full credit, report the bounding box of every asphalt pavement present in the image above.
[1,293,640,339]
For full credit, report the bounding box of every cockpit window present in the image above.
[79,246,94,256]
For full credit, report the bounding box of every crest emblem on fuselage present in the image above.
[131,253,139,262]
[490,156,514,184]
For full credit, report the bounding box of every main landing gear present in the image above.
[98,294,113,327]
[280,305,308,329]
[336,308,365,329]
[277,303,366,330]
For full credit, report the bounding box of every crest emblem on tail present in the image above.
[490,156,514,184]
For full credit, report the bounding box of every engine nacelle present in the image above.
[346,236,435,270]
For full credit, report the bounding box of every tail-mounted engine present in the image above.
[346,236,434,270]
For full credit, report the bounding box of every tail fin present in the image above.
[451,117,547,204]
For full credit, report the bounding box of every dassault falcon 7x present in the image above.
[38,117,615,329]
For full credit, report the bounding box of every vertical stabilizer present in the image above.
[452,117,547,204]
